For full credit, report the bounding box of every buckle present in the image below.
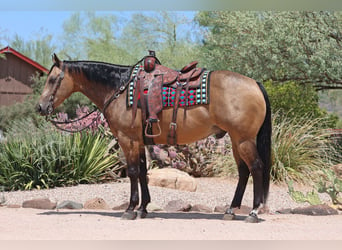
[169,122,177,130]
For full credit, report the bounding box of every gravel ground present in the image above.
[1,177,333,212]
[1,177,341,240]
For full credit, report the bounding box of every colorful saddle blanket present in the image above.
[127,66,211,108]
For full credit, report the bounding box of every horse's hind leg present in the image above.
[223,144,250,220]
[238,140,265,223]
[224,140,264,223]
[137,146,151,219]
[223,162,250,220]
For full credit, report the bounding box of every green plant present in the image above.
[0,119,121,191]
[264,81,339,128]
[287,180,322,205]
[287,169,342,206]
[271,113,341,184]
[0,97,45,132]
[317,168,342,205]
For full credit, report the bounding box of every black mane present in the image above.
[63,61,133,89]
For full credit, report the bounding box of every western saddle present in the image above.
[130,50,206,145]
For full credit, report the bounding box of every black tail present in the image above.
[256,82,272,204]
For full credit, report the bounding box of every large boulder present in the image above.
[147,168,197,192]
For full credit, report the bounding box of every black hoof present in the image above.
[222,212,236,220]
[121,211,137,220]
[137,210,148,219]
[245,214,259,223]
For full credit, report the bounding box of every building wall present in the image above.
[0,53,39,106]
[0,53,38,86]
[0,90,28,106]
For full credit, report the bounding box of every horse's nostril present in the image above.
[35,103,42,113]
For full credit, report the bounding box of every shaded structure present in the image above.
[0,46,48,106]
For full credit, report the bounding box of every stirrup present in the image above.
[145,119,162,138]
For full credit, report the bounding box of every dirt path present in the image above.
[0,207,341,240]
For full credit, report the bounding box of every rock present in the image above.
[214,205,229,213]
[57,200,83,210]
[147,202,163,212]
[164,200,192,212]
[112,202,129,211]
[214,205,254,214]
[276,208,293,214]
[148,168,197,192]
[291,204,339,216]
[190,204,212,213]
[233,205,253,215]
[84,198,110,210]
[6,204,21,208]
[22,198,56,210]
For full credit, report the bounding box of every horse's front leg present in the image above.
[119,137,141,220]
[136,146,151,219]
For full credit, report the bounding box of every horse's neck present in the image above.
[74,74,115,112]
[64,61,131,112]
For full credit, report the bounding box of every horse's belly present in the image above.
[153,105,217,145]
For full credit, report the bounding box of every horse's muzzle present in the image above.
[35,103,53,116]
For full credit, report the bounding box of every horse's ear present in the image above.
[52,53,61,68]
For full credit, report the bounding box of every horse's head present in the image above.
[36,54,75,116]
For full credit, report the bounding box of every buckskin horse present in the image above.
[36,53,271,223]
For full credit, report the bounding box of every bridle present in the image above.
[47,70,64,115]
[45,67,131,133]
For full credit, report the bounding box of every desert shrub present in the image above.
[264,81,338,128]
[0,97,45,132]
[0,119,121,191]
[147,134,236,177]
[329,129,342,161]
[271,112,341,184]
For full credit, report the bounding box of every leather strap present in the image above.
[167,81,182,145]
[130,75,141,128]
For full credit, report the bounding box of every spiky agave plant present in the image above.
[0,119,121,190]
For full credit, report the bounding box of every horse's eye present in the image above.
[48,76,57,84]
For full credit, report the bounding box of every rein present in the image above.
[46,108,100,133]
